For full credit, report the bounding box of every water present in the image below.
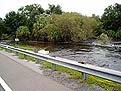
[23,42,121,71]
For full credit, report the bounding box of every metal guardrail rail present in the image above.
[0,44,121,83]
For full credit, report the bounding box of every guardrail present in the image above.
[0,44,121,83]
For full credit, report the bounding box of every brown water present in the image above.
[22,41,121,71]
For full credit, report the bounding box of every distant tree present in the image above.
[0,18,7,39]
[18,4,44,30]
[80,16,100,40]
[4,11,16,36]
[106,30,115,38]
[4,11,27,38]
[45,4,62,15]
[16,26,30,41]
[50,13,82,41]
[92,14,100,21]
[32,16,50,40]
[43,24,60,42]
[101,3,121,31]
[1,34,9,40]
[115,29,121,39]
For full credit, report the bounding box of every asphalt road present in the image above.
[0,51,73,91]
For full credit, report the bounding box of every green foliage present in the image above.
[115,29,121,39]
[50,13,81,42]
[106,30,115,38]
[102,3,121,31]
[32,12,100,42]
[43,24,60,42]
[0,18,6,38]
[0,3,104,41]
[98,33,109,44]
[15,44,33,50]
[45,4,62,15]
[80,16,100,40]
[32,16,50,41]
[18,4,44,30]
[16,26,30,41]
[4,11,27,38]
[1,34,9,40]
[50,13,100,42]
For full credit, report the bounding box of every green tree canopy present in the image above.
[4,11,27,38]
[16,26,30,41]
[32,15,50,40]
[101,3,121,31]
[45,4,62,15]
[0,18,6,38]
[18,4,45,30]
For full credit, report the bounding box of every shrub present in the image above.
[16,26,30,41]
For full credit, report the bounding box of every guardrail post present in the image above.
[10,49,12,53]
[52,63,56,71]
[24,54,26,59]
[5,47,7,52]
[82,72,86,80]
[24,49,26,59]
[36,58,39,64]
[16,51,18,56]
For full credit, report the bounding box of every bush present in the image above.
[106,30,115,38]
[115,30,121,39]
[1,34,9,40]
[16,26,30,41]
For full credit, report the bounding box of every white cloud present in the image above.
[0,0,121,18]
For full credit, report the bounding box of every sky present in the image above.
[0,0,121,18]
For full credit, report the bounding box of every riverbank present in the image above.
[2,45,121,91]
[13,41,121,72]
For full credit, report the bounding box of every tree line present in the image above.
[0,3,121,42]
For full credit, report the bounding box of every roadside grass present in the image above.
[39,61,121,91]
[14,44,33,51]
[0,47,3,50]
[2,45,121,91]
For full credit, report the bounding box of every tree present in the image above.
[0,18,7,39]
[115,29,121,39]
[4,11,27,38]
[43,24,60,42]
[50,13,82,42]
[80,16,100,40]
[101,3,121,31]
[106,30,115,38]
[16,26,30,41]
[45,4,62,15]
[4,11,16,36]
[32,15,50,41]
[18,4,44,30]
[50,13,100,42]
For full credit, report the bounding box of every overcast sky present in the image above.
[0,0,121,18]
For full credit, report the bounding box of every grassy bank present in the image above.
[3,45,121,91]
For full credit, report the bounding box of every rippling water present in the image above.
[23,42,121,71]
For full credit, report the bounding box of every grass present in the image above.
[2,45,121,91]
[40,61,121,91]
[0,47,3,50]
[13,44,34,51]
